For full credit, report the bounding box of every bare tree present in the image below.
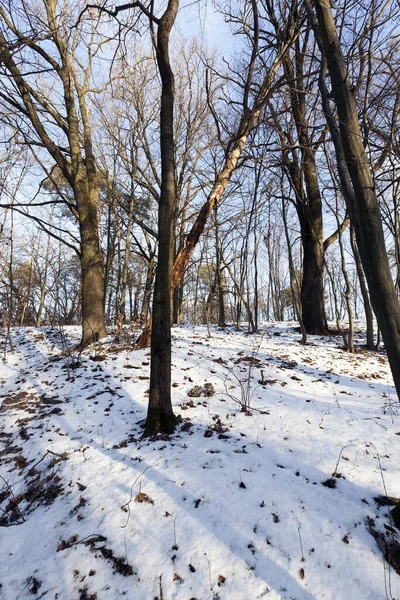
[0,0,107,345]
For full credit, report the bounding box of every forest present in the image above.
[0,0,400,599]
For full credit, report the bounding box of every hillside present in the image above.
[0,324,399,600]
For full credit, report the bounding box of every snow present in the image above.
[0,323,399,600]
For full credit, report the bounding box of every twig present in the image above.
[120,466,150,528]
[206,556,213,591]
[297,521,305,562]
[31,449,67,470]
[0,475,25,523]
[377,453,395,600]
[172,518,178,549]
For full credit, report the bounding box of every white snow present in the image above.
[0,323,399,600]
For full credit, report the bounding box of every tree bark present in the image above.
[312,0,400,397]
[299,209,327,334]
[281,44,328,335]
[76,182,107,346]
[171,23,294,293]
[282,195,307,344]
[135,7,295,348]
[215,207,226,328]
[0,12,107,347]
[144,0,179,436]
[350,225,375,350]
[140,254,155,324]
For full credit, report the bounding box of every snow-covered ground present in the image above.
[0,323,399,600]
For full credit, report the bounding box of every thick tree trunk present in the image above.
[0,23,107,345]
[279,136,328,334]
[298,207,328,335]
[309,20,374,347]
[76,184,107,347]
[301,155,328,335]
[313,0,400,397]
[282,45,328,335]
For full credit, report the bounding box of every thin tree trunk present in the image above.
[215,207,225,328]
[20,260,33,326]
[221,255,255,332]
[116,193,135,333]
[282,197,307,344]
[140,255,155,324]
[36,241,51,327]
[144,0,180,436]
[325,257,348,348]
[254,195,259,332]
[103,202,114,314]
[335,201,354,352]
[350,225,375,350]
[173,205,186,324]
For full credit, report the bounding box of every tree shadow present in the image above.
[1,326,398,599]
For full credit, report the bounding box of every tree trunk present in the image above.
[76,184,107,346]
[103,201,115,316]
[172,283,183,324]
[313,0,400,397]
[140,255,155,324]
[300,165,327,335]
[116,194,135,334]
[299,211,327,334]
[350,225,375,350]
[144,0,179,437]
[173,206,186,324]
[136,18,293,347]
[215,208,226,328]
[336,200,354,352]
[281,44,328,335]
[282,196,307,344]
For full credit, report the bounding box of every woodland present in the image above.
[1,0,400,432]
[1,1,400,598]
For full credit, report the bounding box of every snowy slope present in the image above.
[0,323,399,600]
